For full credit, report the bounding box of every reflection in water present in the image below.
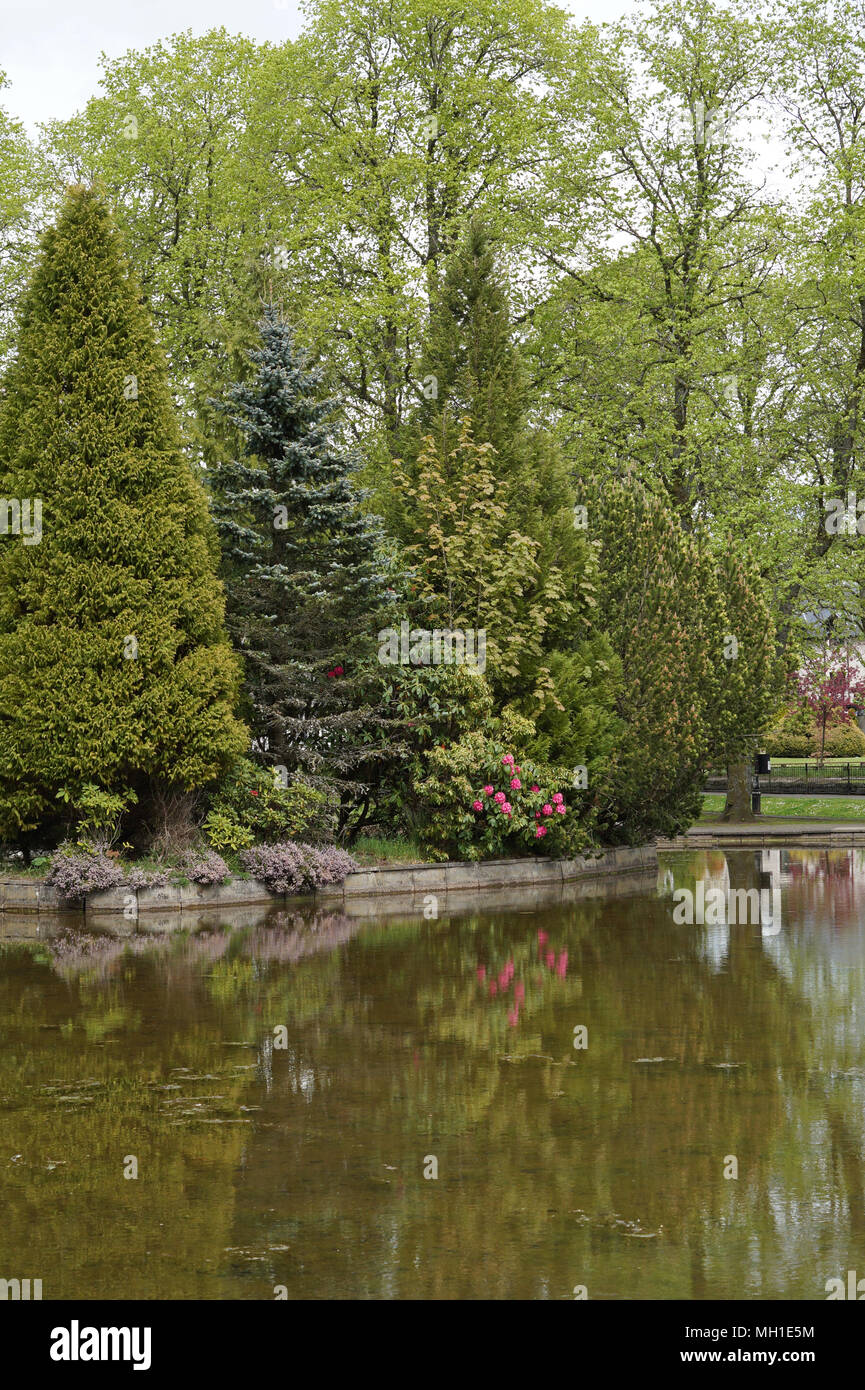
[1,850,864,1300]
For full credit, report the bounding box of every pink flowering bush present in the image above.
[413,729,590,861]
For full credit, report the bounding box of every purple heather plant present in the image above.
[310,845,359,886]
[45,850,126,901]
[239,842,357,895]
[124,867,171,890]
[239,842,306,894]
[180,850,230,886]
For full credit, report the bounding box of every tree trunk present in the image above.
[722,757,755,820]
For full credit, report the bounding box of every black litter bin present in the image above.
[755,752,771,775]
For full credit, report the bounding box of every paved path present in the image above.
[659,817,865,847]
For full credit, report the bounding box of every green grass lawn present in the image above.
[767,759,865,772]
[701,792,865,821]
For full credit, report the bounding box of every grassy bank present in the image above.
[701,792,865,821]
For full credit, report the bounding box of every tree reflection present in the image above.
[1,856,864,1299]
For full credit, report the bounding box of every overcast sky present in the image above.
[0,0,630,132]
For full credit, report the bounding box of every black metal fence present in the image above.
[706,762,865,796]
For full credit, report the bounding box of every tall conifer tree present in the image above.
[394,219,620,770]
[589,475,778,841]
[212,308,398,830]
[0,187,247,843]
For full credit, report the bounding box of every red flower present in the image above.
[250,789,259,797]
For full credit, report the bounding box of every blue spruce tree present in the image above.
[213,307,400,835]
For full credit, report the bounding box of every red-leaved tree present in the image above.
[797,643,865,764]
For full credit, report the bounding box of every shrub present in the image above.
[180,850,230,886]
[413,733,588,861]
[239,842,357,895]
[56,783,137,851]
[822,722,865,758]
[765,729,814,758]
[310,845,360,886]
[765,701,817,758]
[123,867,171,890]
[240,842,306,893]
[202,809,254,855]
[140,784,201,859]
[45,850,126,902]
[380,664,495,832]
[204,757,331,853]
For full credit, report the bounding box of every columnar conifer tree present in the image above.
[712,550,782,819]
[588,476,721,841]
[0,187,248,844]
[393,219,620,771]
[589,475,778,840]
[212,307,399,831]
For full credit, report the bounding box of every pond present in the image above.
[0,848,862,1301]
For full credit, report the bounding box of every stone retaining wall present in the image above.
[0,845,656,921]
[314,845,655,901]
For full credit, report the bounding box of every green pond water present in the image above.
[1,847,864,1301]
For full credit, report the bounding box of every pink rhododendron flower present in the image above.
[494,791,506,803]
[542,804,553,816]
[510,777,521,790]
[535,826,547,838]
[514,766,521,773]
[483,785,494,796]
[501,803,512,815]
[502,754,515,766]
[472,799,484,812]
[530,784,540,793]
[556,804,566,814]
[552,792,564,805]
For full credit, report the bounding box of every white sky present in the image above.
[0,0,632,133]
